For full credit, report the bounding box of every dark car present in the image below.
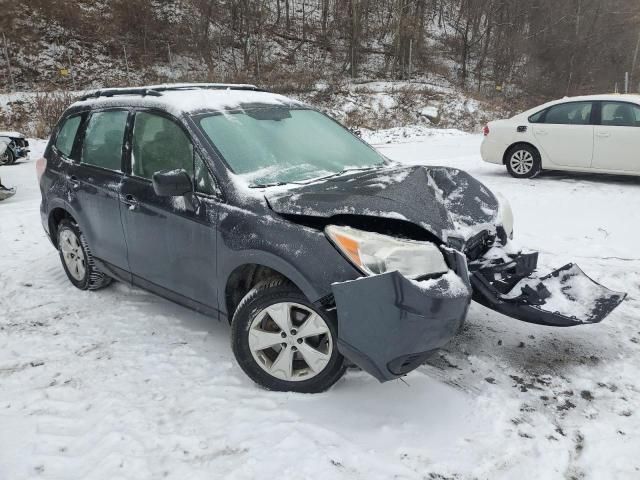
[0,131,30,165]
[37,84,626,393]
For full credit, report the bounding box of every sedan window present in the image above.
[131,112,193,179]
[528,109,546,123]
[82,111,128,171]
[601,102,640,127]
[544,102,593,125]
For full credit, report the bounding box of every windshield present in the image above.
[197,108,386,186]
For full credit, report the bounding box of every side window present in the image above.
[131,112,193,179]
[55,115,82,157]
[528,109,546,123]
[82,111,128,171]
[544,102,593,125]
[601,102,640,127]
[194,151,217,195]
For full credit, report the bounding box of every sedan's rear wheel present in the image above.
[506,145,541,179]
[231,279,346,393]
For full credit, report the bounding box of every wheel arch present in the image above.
[47,205,78,249]
[222,260,318,323]
[502,141,540,165]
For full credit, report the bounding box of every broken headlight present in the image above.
[325,225,449,279]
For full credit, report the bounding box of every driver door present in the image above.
[119,110,220,312]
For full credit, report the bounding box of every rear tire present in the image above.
[231,279,346,393]
[57,219,112,291]
[505,144,541,179]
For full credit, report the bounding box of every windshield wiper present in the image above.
[304,165,384,183]
[249,165,385,188]
[248,181,291,188]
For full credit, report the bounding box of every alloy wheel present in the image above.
[59,229,87,281]
[248,302,333,381]
[509,150,534,175]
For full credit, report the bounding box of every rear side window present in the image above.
[82,110,128,171]
[528,109,546,123]
[55,115,82,157]
[601,102,640,127]
[131,112,193,179]
[543,102,592,125]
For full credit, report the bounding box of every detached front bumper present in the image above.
[332,250,471,382]
[330,244,626,383]
[470,251,626,327]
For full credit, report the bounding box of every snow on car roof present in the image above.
[72,84,305,117]
[0,131,24,138]
[512,93,640,119]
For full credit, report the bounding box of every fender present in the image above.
[219,249,328,314]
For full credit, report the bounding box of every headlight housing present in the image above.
[325,225,449,279]
[495,192,514,239]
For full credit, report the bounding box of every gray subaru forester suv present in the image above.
[38,83,625,392]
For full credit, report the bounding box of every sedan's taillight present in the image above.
[36,157,47,183]
[483,124,490,136]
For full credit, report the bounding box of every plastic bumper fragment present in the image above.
[471,255,626,327]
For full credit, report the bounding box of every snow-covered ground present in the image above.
[1,131,639,480]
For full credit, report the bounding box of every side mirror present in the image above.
[152,169,193,197]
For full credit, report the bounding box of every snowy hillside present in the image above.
[0,81,510,139]
[1,131,638,480]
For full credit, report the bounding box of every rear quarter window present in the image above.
[528,109,546,123]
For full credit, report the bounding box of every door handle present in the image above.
[122,194,139,211]
[68,175,80,190]
[596,132,611,138]
[535,129,548,135]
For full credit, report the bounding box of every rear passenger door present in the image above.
[119,110,220,311]
[592,101,640,172]
[65,109,131,278]
[531,101,595,168]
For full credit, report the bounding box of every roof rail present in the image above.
[80,88,162,101]
[80,83,263,101]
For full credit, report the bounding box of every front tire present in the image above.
[505,144,541,179]
[231,279,346,393]
[57,219,112,290]
[0,148,13,166]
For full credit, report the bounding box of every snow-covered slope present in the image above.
[0,132,638,479]
[0,82,508,139]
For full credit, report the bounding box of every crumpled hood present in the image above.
[264,166,501,241]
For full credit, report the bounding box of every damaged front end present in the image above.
[332,248,472,382]
[331,240,626,384]
[469,250,626,327]
[265,164,626,383]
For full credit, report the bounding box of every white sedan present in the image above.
[481,94,640,178]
